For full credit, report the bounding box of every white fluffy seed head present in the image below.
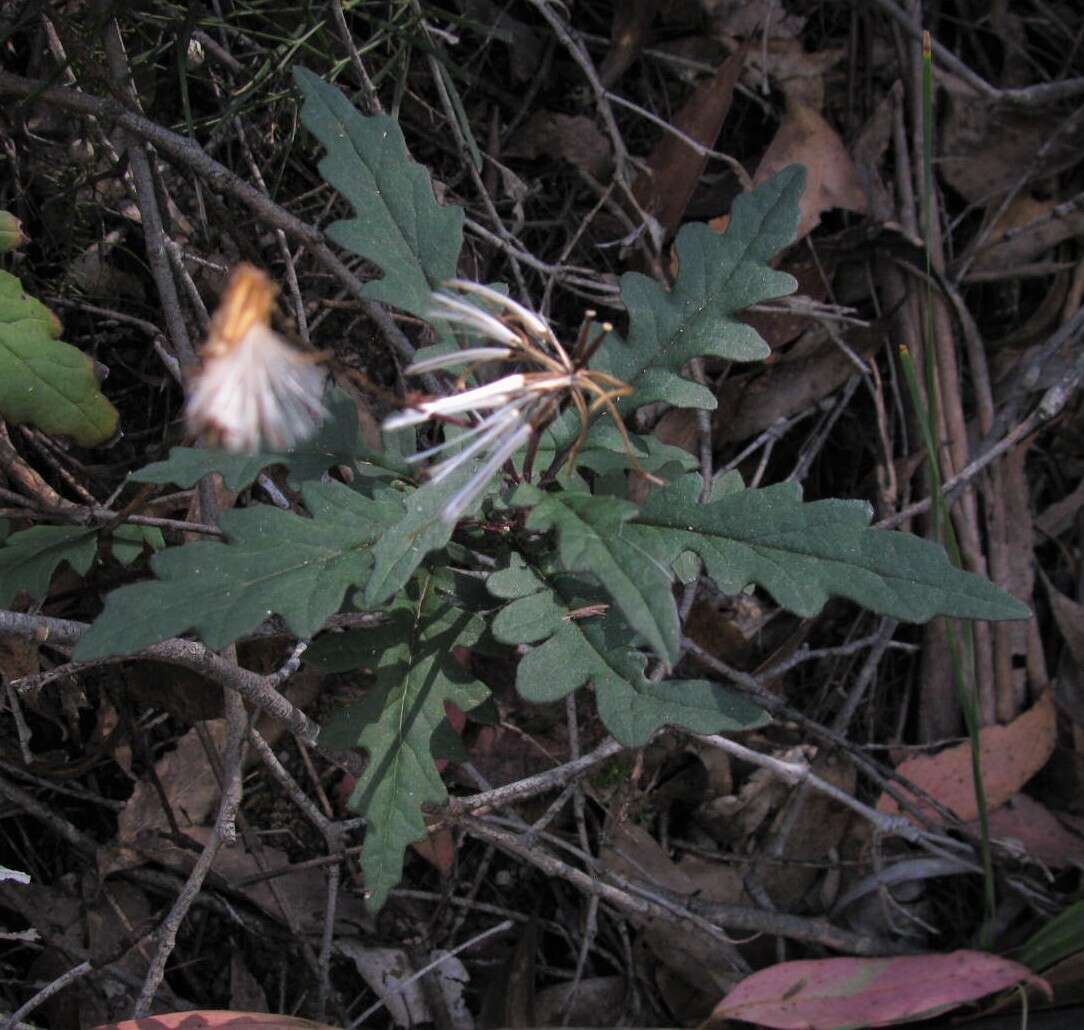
[185,265,327,453]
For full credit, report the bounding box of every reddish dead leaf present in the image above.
[91,1014,340,1030]
[710,951,1051,1029]
[877,690,1057,825]
[410,827,457,876]
[631,52,744,235]
[964,793,1084,868]
[754,97,866,242]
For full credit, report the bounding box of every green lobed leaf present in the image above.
[490,565,769,746]
[526,493,680,666]
[308,584,490,911]
[594,166,804,413]
[0,271,119,446]
[110,524,166,567]
[294,67,463,318]
[364,460,491,607]
[0,525,97,607]
[627,475,1031,623]
[73,480,404,660]
[132,390,403,492]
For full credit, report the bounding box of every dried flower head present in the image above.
[384,280,647,525]
[185,264,327,453]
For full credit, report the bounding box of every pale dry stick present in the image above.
[721,412,812,473]
[267,639,310,690]
[540,181,616,312]
[234,117,311,345]
[133,687,247,1015]
[0,611,319,745]
[135,468,251,1014]
[3,682,33,766]
[757,629,915,684]
[787,376,861,484]
[832,856,976,920]
[603,88,753,191]
[0,71,417,366]
[564,894,600,1027]
[458,814,901,957]
[953,106,1084,285]
[446,842,497,940]
[0,495,224,539]
[247,726,343,1021]
[164,239,212,331]
[573,165,668,282]
[328,1,382,114]
[445,735,625,814]
[46,296,172,365]
[346,919,514,1030]
[526,782,579,838]
[693,733,939,852]
[831,618,901,734]
[461,215,595,282]
[867,358,900,512]
[191,28,244,74]
[16,429,96,507]
[681,637,978,853]
[412,3,528,299]
[3,960,92,1030]
[874,359,1083,531]
[479,813,749,965]
[867,0,1084,104]
[524,0,630,181]
[99,13,196,370]
[561,693,599,1022]
[0,423,67,510]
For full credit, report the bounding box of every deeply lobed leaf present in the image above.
[595,165,805,412]
[0,271,118,446]
[294,68,463,318]
[0,525,97,607]
[628,475,1031,623]
[490,561,770,746]
[74,481,403,660]
[307,585,490,910]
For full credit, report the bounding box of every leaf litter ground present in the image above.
[1,3,1083,1028]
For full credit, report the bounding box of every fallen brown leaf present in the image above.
[965,793,1084,868]
[877,689,1057,824]
[631,52,744,236]
[754,97,867,242]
